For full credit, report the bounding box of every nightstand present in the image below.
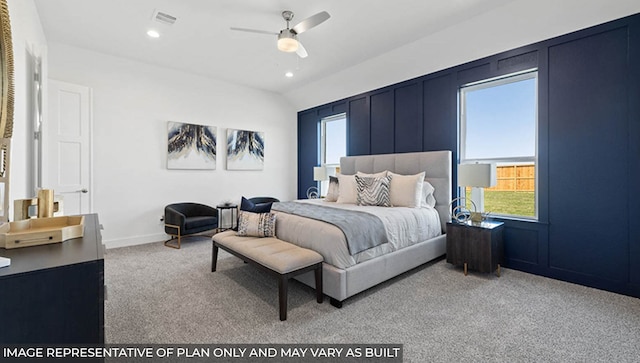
[446,220,504,276]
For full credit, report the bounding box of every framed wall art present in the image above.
[167,121,216,170]
[226,129,264,170]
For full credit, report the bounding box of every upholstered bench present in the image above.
[211,230,323,321]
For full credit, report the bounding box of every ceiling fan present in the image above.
[230,10,330,58]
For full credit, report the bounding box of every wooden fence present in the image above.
[485,164,535,192]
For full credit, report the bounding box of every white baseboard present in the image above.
[104,233,167,249]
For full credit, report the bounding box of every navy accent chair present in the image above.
[164,203,218,249]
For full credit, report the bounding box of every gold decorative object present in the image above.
[14,187,64,222]
[0,0,14,223]
[0,215,84,249]
[37,189,54,218]
[13,198,37,220]
[0,0,13,139]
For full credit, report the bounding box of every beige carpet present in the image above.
[104,236,640,362]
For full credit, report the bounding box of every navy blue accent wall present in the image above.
[348,97,370,156]
[370,91,394,154]
[548,26,629,287]
[297,13,640,297]
[297,103,346,199]
[394,82,423,153]
[630,16,640,297]
[297,110,319,200]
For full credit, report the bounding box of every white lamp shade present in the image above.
[458,163,497,188]
[313,166,328,181]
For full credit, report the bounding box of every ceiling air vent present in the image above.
[152,10,177,25]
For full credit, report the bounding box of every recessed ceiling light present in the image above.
[147,29,160,38]
[285,72,294,78]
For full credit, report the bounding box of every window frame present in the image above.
[318,113,347,197]
[459,69,539,220]
[320,112,347,167]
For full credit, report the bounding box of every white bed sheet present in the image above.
[273,199,442,269]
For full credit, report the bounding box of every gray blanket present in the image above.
[271,202,388,255]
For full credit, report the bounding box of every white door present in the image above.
[45,80,92,215]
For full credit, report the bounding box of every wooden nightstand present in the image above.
[446,220,504,276]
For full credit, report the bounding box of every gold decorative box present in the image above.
[0,215,85,249]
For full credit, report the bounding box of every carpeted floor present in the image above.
[105,236,640,362]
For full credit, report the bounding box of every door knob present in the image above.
[79,189,88,193]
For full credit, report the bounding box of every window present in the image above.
[459,70,538,219]
[319,113,346,195]
[321,113,347,166]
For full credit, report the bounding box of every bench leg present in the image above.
[315,264,323,304]
[279,277,288,321]
[211,243,219,272]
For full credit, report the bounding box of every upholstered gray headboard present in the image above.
[340,150,452,231]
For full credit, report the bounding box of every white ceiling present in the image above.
[33,0,516,94]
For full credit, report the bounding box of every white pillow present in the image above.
[325,176,339,202]
[422,181,436,208]
[336,174,358,204]
[388,171,425,208]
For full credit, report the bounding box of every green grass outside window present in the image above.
[465,190,535,217]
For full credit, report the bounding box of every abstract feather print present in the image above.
[167,122,217,169]
[226,129,265,170]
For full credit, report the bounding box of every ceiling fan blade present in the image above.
[291,11,330,34]
[230,27,278,36]
[296,41,308,58]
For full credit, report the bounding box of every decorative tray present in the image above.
[0,215,85,249]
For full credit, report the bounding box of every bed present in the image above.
[272,150,451,307]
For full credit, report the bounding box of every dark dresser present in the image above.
[0,214,104,344]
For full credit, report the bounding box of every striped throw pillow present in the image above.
[355,174,393,207]
[237,211,276,237]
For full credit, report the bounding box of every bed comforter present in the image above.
[272,199,442,269]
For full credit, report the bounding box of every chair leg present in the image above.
[164,224,181,249]
[164,235,181,249]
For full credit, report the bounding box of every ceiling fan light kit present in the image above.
[277,31,298,52]
[231,9,330,58]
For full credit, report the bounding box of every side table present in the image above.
[217,204,238,231]
[446,220,504,276]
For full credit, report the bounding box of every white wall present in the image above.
[285,0,640,111]
[47,43,297,248]
[7,0,47,214]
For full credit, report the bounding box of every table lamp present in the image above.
[306,166,328,199]
[458,163,497,215]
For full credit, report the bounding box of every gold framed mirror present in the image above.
[0,0,13,139]
[0,0,13,222]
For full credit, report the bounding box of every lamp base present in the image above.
[469,187,485,213]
